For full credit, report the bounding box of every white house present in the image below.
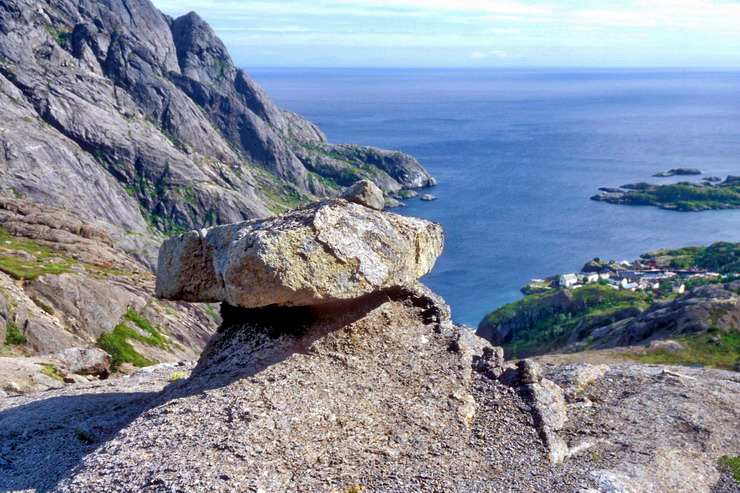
[623,282,640,291]
[560,273,579,288]
[672,283,686,294]
[580,272,599,283]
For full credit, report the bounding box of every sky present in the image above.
[151,0,740,68]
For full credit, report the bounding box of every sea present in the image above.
[249,68,740,328]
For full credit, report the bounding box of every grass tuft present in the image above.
[5,321,26,345]
[97,309,171,370]
[41,363,65,382]
[718,455,740,482]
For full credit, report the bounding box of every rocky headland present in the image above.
[0,0,435,265]
[477,244,739,366]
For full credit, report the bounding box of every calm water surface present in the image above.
[250,68,740,327]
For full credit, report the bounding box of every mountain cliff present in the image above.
[0,0,434,266]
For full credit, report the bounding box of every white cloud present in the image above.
[470,49,512,59]
[151,0,740,67]
[338,0,552,15]
[214,26,309,33]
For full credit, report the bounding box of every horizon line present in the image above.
[243,65,740,71]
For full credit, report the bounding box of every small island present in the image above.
[591,175,740,211]
[652,168,701,177]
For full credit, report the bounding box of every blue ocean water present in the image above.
[250,68,740,327]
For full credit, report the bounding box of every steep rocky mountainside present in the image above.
[0,196,216,394]
[0,0,434,260]
[1,195,735,492]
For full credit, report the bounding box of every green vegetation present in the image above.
[44,25,70,45]
[0,226,75,280]
[0,254,71,280]
[32,298,55,315]
[293,140,390,187]
[624,329,739,370]
[307,171,342,191]
[97,324,157,369]
[213,59,230,81]
[0,227,132,280]
[41,363,64,382]
[5,321,27,345]
[202,303,221,323]
[168,371,188,382]
[483,285,650,357]
[615,182,740,211]
[644,242,740,274]
[718,455,740,482]
[97,309,171,370]
[521,281,552,295]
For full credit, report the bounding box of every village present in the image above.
[525,258,731,295]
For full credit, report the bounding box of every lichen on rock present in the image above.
[156,198,444,308]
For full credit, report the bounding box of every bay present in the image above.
[250,68,740,327]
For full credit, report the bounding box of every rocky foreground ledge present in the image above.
[1,185,738,492]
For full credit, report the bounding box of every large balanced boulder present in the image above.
[155,199,444,308]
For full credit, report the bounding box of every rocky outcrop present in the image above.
[0,198,216,392]
[0,0,436,395]
[340,179,385,210]
[476,287,639,355]
[0,0,434,257]
[515,360,569,464]
[584,280,739,350]
[478,279,739,357]
[58,282,499,492]
[156,198,444,308]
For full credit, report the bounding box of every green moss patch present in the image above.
[32,298,54,315]
[98,323,157,369]
[0,227,134,280]
[616,183,740,211]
